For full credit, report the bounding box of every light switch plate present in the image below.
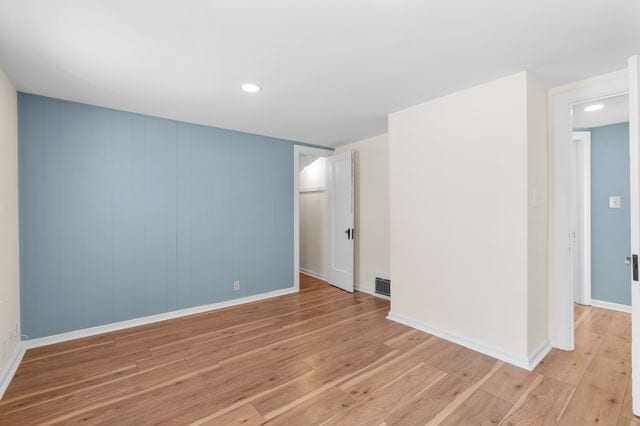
[609,196,621,209]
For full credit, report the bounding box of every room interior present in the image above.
[0,1,639,424]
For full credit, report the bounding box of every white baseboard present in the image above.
[591,299,631,313]
[0,342,26,400]
[23,287,298,350]
[355,283,390,301]
[527,339,552,369]
[387,311,541,371]
[299,268,326,281]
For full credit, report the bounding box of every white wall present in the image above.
[300,191,325,276]
[337,134,390,291]
[388,72,547,367]
[0,67,20,374]
[299,157,326,191]
[299,158,326,276]
[527,75,549,353]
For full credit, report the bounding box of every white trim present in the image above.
[387,311,542,371]
[551,72,628,351]
[22,287,297,350]
[294,145,333,291]
[527,340,553,370]
[572,131,592,306]
[591,299,632,313]
[0,342,26,399]
[354,283,390,301]
[299,186,325,193]
[299,268,325,281]
[628,55,640,417]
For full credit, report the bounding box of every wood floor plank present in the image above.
[621,370,636,420]
[263,386,355,425]
[49,374,212,425]
[0,360,196,424]
[197,359,313,415]
[540,347,595,385]
[440,389,512,425]
[384,329,432,352]
[339,339,436,400]
[500,375,576,425]
[197,403,265,426]
[619,417,640,425]
[324,363,446,425]
[558,355,629,425]
[599,312,632,362]
[578,307,616,335]
[481,351,552,404]
[383,361,501,425]
[424,343,498,381]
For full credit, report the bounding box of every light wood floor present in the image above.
[0,275,637,425]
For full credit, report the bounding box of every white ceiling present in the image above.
[572,95,629,129]
[0,1,639,147]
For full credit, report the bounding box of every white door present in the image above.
[628,54,640,416]
[325,151,354,292]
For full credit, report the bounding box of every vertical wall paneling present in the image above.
[19,94,295,339]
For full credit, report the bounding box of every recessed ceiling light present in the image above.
[241,83,261,93]
[584,104,604,112]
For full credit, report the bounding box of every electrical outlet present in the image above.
[233,280,240,291]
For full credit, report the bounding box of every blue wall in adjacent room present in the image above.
[590,122,631,306]
[19,93,295,339]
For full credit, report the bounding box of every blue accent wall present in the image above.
[19,94,295,339]
[590,122,631,306]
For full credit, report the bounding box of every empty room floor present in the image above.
[0,275,635,425]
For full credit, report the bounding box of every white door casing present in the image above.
[628,54,640,416]
[293,145,333,291]
[325,150,354,292]
[551,71,628,351]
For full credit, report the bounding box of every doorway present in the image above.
[571,95,631,313]
[293,146,355,293]
[551,71,629,351]
[298,154,327,280]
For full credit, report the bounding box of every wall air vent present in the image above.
[375,276,391,297]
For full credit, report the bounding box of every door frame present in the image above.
[551,71,628,350]
[293,145,333,291]
[571,131,592,306]
[629,55,640,416]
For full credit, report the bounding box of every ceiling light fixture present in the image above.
[241,83,261,93]
[584,104,604,112]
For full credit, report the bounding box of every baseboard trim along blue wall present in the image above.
[18,93,298,339]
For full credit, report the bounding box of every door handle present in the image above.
[626,256,632,265]
[634,255,639,282]
[345,228,351,239]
